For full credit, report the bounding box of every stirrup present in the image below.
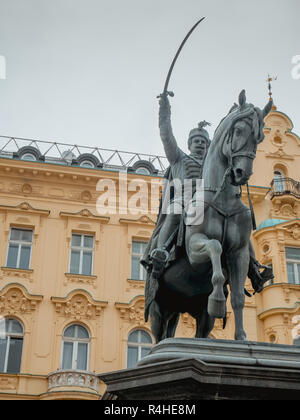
[249,259,274,294]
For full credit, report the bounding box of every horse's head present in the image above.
[217,90,273,186]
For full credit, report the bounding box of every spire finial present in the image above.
[266,74,277,110]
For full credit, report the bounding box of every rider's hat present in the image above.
[188,121,211,146]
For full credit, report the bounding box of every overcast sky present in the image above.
[0,0,299,157]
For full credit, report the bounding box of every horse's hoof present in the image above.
[208,297,226,319]
[235,332,247,341]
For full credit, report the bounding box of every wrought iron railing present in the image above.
[270,177,300,199]
[0,135,168,175]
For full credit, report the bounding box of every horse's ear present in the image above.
[262,100,273,118]
[239,90,246,109]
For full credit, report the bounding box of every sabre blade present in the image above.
[161,17,206,96]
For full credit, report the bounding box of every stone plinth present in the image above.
[99,338,300,400]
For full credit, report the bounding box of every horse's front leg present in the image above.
[226,246,250,340]
[188,233,226,319]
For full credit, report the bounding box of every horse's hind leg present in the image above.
[167,313,180,338]
[149,301,170,343]
[188,233,226,319]
[195,300,215,338]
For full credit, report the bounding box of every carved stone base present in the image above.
[99,338,300,400]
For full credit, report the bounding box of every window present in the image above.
[7,228,33,269]
[69,234,94,275]
[80,160,95,169]
[135,167,151,175]
[21,153,37,161]
[131,241,147,280]
[286,248,300,285]
[0,318,24,374]
[274,170,286,193]
[61,324,90,371]
[127,330,153,368]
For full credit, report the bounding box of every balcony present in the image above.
[270,177,300,200]
[48,370,99,394]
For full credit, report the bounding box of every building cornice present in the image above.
[0,201,50,216]
[59,208,110,223]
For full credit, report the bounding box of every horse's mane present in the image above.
[211,102,266,151]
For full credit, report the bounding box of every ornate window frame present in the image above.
[60,209,109,288]
[51,289,107,373]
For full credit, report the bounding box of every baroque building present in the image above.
[0,103,299,399]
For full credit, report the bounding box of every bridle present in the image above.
[204,112,259,230]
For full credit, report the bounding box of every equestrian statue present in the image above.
[141,90,274,342]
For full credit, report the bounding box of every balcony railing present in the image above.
[48,370,99,393]
[270,177,300,199]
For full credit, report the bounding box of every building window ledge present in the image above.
[1,267,34,281]
[127,279,146,290]
[64,273,98,288]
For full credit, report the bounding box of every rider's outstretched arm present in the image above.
[159,93,180,164]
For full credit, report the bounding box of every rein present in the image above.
[203,121,258,234]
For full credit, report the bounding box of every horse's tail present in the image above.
[222,282,229,329]
[144,272,159,322]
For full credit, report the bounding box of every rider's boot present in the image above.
[150,248,169,280]
[248,257,274,294]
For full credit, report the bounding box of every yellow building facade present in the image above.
[0,104,299,400]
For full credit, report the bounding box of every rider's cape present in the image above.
[141,166,185,321]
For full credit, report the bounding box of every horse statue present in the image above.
[143,90,273,342]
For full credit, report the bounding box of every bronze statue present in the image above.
[142,91,274,342]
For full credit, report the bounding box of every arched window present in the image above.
[135,167,151,176]
[21,153,37,161]
[61,324,90,371]
[80,160,95,169]
[274,168,286,193]
[0,318,24,374]
[127,329,153,368]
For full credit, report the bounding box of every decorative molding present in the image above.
[270,197,299,219]
[283,221,300,241]
[0,376,18,391]
[60,208,109,223]
[60,209,109,245]
[64,273,98,289]
[115,295,148,327]
[265,149,294,161]
[258,300,300,321]
[22,183,33,195]
[51,290,107,321]
[48,370,99,393]
[119,215,156,226]
[0,283,43,315]
[80,190,92,202]
[0,267,34,282]
[126,279,146,291]
[0,202,50,216]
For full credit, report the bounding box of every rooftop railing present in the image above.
[0,135,168,175]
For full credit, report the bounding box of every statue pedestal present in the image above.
[99,338,300,400]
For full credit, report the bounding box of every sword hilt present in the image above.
[156,91,174,99]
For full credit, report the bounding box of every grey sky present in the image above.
[0,0,299,157]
